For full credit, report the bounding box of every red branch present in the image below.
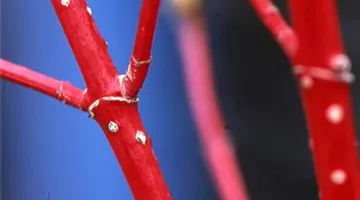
[0,59,85,110]
[50,0,171,199]
[172,1,249,200]
[289,0,360,199]
[121,0,161,97]
[51,0,119,96]
[0,0,171,199]
[250,0,298,57]
[252,0,360,199]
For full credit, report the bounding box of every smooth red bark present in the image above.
[121,0,161,97]
[1,0,171,199]
[92,100,171,200]
[289,0,360,199]
[51,0,119,97]
[252,0,360,199]
[50,0,171,198]
[173,2,249,199]
[0,59,86,110]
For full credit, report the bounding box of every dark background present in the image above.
[1,0,359,200]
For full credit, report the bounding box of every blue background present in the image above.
[1,1,217,200]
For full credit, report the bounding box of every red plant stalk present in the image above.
[251,0,360,199]
[172,1,249,200]
[250,0,297,57]
[0,59,85,110]
[0,0,172,199]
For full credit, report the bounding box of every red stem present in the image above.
[51,0,171,198]
[52,0,171,200]
[176,13,249,200]
[2,0,173,199]
[288,1,360,200]
[250,0,298,57]
[121,0,161,97]
[0,59,85,110]
[51,0,119,96]
[92,100,171,200]
[252,0,360,199]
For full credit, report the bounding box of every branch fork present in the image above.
[1,0,171,199]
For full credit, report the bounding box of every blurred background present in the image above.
[1,0,359,200]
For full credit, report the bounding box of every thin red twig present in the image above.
[0,0,171,199]
[0,59,85,110]
[250,0,298,57]
[172,1,249,199]
[121,0,161,97]
[252,0,360,199]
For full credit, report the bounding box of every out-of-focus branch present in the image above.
[171,1,249,200]
[0,59,86,110]
[250,0,298,57]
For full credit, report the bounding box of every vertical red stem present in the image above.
[122,0,161,97]
[288,0,360,199]
[92,102,172,200]
[177,16,249,200]
[132,0,160,61]
[289,0,343,65]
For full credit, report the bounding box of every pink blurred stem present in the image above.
[177,16,249,200]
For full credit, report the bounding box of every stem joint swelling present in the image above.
[132,56,152,67]
[87,95,139,118]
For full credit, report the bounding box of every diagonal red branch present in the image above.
[51,0,119,96]
[0,59,86,110]
[120,0,161,97]
[250,0,298,57]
